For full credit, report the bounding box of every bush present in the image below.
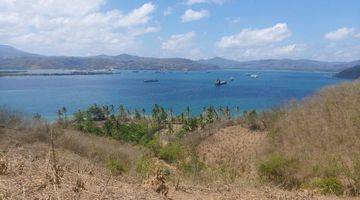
[111,122,148,143]
[258,154,299,188]
[242,110,261,131]
[106,156,127,175]
[312,177,344,195]
[136,156,155,178]
[179,155,206,176]
[145,136,161,155]
[158,142,187,163]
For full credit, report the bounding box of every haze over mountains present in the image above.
[0,45,359,72]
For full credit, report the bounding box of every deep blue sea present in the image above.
[0,70,344,120]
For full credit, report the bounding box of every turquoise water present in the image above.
[0,70,344,120]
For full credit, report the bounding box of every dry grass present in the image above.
[197,125,267,184]
[265,80,360,194]
[55,128,143,175]
[0,112,351,199]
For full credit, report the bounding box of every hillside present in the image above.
[0,122,339,199]
[261,80,360,195]
[335,65,360,79]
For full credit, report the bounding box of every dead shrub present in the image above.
[0,160,7,175]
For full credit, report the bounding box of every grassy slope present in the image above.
[262,80,360,195]
[0,126,340,199]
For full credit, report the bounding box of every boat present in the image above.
[250,74,259,78]
[143,79,159,83]
[214,79,227,86]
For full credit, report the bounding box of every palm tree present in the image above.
[134,109,141,120]
[102,105,110,119]
[142,108,146,118]
[118,105,127,121]
[224,106,231,120]
[186,106,191,118]
[57,109,63,122]
[62,107,67,120]
[109,104,114,114]
[169,107,174,123]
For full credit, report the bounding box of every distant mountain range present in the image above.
[335,65,360,79]
[0,45,217,71]
[0,45,359,72]
[198,57,360,72]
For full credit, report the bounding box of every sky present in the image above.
[0,0,359,61]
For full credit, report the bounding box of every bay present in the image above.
[0,70,344,120]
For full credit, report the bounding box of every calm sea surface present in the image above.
[0,70,344,120]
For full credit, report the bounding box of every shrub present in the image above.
[145,136,161,155]
[158,142,187,163]
[243,110,261,130]
[312,177,344,195]
[343,158,360,196]
[179,154,206,176]
[136,156,155,178]
[86,104,105,121]
[111,122,147,143]
[106,156,127,175]
[83,118,102,135]
[258,154,299,188]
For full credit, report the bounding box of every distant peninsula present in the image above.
[335,65,360,79]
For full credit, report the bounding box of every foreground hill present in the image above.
[335,65,360,79]
[263,80,360,195]
[0,124,341,199]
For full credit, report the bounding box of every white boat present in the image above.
[214,79,227,86]
[250,74,259,78]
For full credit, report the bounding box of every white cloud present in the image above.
[216,23,292,48]
[181,9,209,22]
[161,32,204,59]
[214,23,301,60]
[186,0,206,5]
[0,1,158,56]
[161,32,196,51]
[325,27,354,41]
[355,33,360,39]
[321,27,360,61]
[314,43,360,61]
[115,3,155,27]
[238,44,301,60]
[163,7,173,16]
[186,0,226,5]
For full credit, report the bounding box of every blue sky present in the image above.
[0,0,359,61]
